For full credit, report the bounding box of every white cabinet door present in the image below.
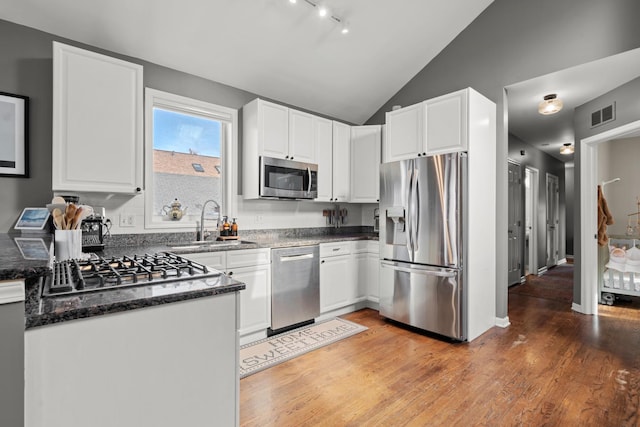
[366,252,380,302]
[331,121,351,203]
[320,254,353,313]
[384,102,424,162]
[52,42,143,194]
[425,90,468,154]
[289,109,316,163]
[258,99,289,160]
[350,125,381,203]
[354,252,368,302]
[231,264,271,336]
[315,117,333,202]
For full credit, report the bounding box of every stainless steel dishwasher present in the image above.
[269,245,319,335]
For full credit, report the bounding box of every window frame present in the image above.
[144,88,237,230]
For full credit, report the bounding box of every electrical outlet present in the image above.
[119,214,136,227]
[255,215,263,224]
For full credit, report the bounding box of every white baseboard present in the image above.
[537,266,548,276]
[571,302,587,314]
[495,316,510,328]
[558,258,567,265]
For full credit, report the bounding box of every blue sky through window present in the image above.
[153,108,221,157]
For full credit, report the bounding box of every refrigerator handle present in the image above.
[412,166,420,252]
[406,162,414,253]
[380,260,457,278]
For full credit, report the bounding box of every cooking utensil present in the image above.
[70,207,83,230]
[51,196,66,205]
[65,204,77,230]
[52,208,64,230]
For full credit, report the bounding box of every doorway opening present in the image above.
[578,119,640,315]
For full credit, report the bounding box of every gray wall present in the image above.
[574,76,640,303]
[366,0,640,318]
[0,18,255,231]
[508,134,567,272]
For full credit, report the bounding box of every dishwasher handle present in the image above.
[279,253,315,262]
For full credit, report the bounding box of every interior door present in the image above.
[507,160,523,285]
[546,173,560,267]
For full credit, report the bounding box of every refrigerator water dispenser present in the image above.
[385,206,406,246]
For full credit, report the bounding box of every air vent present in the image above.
[591,102,616,128]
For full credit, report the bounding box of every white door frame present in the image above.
[578,119,640,315]
[525,166,539,276]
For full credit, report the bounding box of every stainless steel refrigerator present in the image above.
[379,152,467,340]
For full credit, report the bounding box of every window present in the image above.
[144,89,237,230]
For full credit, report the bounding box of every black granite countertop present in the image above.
[25,271,245,329]
[0,228,377,329]
[0,233,53,281]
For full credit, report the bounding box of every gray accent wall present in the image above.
[366,0,640,319]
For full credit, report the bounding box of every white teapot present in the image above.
[162,198,188,220]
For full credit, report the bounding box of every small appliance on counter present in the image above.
[80,213,110,251]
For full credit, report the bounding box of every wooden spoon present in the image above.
[52,208,64,230]
[65,204,77,230]
[70,207,83,230]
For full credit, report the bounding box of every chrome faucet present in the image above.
[198,199,221,241]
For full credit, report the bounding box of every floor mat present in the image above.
[239,317,367,378]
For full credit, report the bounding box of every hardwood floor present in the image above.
[240,294,640,426]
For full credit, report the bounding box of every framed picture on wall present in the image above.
[0,91,29,177]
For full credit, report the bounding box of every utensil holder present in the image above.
[55,229,82,261]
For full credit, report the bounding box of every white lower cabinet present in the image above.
[185,248,271,342]
[319,242,355,313]
[230,264,270,336]
[354,240,380,304]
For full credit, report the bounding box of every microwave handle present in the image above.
[307,167,312,192]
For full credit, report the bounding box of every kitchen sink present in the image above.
[167,240,255,250]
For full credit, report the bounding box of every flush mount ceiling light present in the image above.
[560,143,574,155]
[288,0,350,34]
[538,93,563,115]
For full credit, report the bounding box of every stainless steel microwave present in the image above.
[260,156,318,199]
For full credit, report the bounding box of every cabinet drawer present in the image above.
[320,242,351,258]
[368,240,380,254]
[183,252,226,271]
[227,248,270,269]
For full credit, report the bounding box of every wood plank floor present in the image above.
[240,294,640,426]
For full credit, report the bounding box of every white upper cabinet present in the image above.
[350,125,381,203]
[52,42,143,194]
[424,90,468,155]
[331,121,351,203]
[246,98,317,163]
[315,117,334,202]
[384,102,424,162]
[383,88,470,162]
[289,109,316,163]
[258,100,289,159]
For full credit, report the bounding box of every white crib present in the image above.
[601,237,640,305]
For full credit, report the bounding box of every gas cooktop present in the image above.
[42,252,222,297]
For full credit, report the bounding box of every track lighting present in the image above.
[289,0,350,34]
[538,93,563,115]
